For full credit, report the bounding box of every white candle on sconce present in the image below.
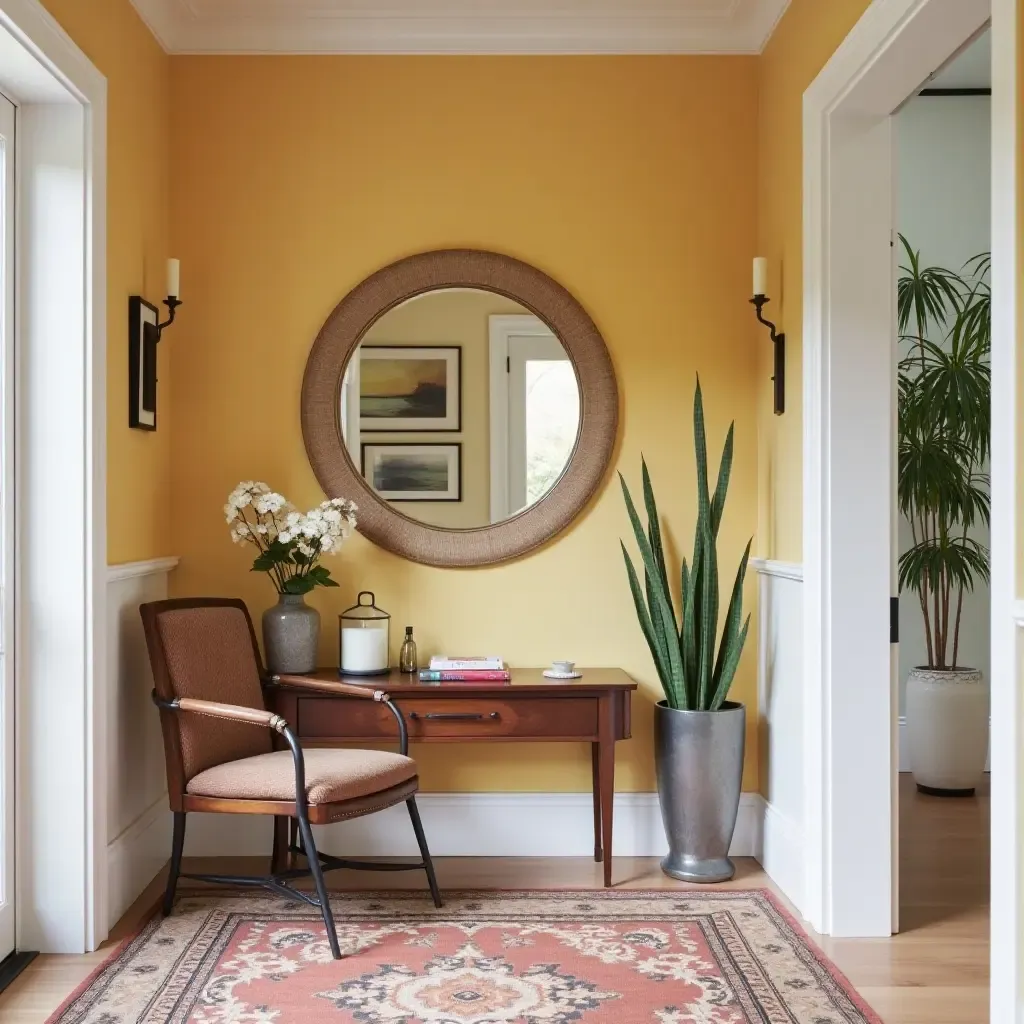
[752,257,768,297]
[166,258,181,299]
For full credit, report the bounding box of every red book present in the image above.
[418,670,512,682]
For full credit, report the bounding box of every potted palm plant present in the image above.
[620,378,751,882]
[898,237,990,796]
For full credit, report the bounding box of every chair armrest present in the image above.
[269,674,391,702]
[153,692,315,817]
[154,694,289,734]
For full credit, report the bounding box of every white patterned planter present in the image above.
[906,666,988,795]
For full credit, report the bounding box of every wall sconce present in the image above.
[750,257,785,415]
[129,259,182,431]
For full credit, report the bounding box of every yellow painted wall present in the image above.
[38,0,173,564]
[756,0,873,560]
[169,55,760,793]
[361,290,530,528]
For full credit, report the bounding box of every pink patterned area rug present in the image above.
[51,889,881,1023]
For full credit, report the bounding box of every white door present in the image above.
[506,335,579,514]
[0,92,16,961]
[489,315,580,522]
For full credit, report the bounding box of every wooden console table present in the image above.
[265,668,637,886]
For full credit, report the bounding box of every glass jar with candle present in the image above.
[339,592,391,676]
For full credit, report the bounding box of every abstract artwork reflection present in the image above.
[362,443,461,502]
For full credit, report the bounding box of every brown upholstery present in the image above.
[186,747,417,805]
[155,606,271,781]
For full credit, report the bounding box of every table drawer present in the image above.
[296,695,598,741]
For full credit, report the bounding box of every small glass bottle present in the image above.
[399,626,418,673]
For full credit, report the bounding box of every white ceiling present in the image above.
[129,0,792,54]
[925,28,991,90]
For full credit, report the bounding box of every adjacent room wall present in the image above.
[169,55,761,795]
[38,0,173,565]
[895,93,992,710]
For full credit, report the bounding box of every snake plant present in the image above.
[619,377,752,711]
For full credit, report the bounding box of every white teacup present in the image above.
[551,660,576,675]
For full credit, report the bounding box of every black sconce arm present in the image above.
[151,296,183,341]
[750,295,785,416]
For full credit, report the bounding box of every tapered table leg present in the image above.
[599,738,615,887]
[591,742,603,862]
[597,695,616,887]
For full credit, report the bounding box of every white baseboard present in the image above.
[897,715,991,773]
[107,796,172,926]
[162,791,768,860]
[760,801,803,910]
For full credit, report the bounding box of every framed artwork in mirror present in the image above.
[128,295,159,430]
[359,345,461,431]
[362,442,461,502]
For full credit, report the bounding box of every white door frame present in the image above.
[802,0,993,939]
[0,0,107,953]
[987,0,1020,1016]
[0,90,15,964]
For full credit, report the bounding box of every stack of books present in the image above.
[419,656,511,683]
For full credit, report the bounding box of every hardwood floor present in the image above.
[0,774,989,1023]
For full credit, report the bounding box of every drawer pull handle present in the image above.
[410,711,501,722]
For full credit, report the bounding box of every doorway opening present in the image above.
[893,28,992,940]
[0,0,107,957]
[488,314,579,523]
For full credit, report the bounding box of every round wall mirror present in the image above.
[302,250,618,567]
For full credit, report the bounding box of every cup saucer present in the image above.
[543,669,582,679]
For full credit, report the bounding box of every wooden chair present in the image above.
[140,596,441,960]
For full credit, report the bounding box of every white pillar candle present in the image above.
[341,627,389,674]
[166,258,180,298]
[752,257,768,297]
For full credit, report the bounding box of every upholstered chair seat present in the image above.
[186,747,417,805]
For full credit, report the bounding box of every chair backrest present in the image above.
[140,598,272,801]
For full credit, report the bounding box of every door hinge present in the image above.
[506,356,510,373]
[890,596,899,643]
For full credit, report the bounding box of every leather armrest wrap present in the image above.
[176,697,288,733]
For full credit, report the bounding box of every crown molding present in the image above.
[130,0,181,51]
[130,0,791,55]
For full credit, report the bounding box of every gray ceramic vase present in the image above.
[655,700,745,883]
[262,594,320,674]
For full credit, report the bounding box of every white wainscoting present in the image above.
[752,559,805,913]
[177,792,766,860]
[106,557,178,929]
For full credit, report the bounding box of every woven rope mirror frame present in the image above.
[301,250,619,567]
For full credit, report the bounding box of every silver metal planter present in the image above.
[655,700,745,883]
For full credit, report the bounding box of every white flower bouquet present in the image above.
[225,481,357,595]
